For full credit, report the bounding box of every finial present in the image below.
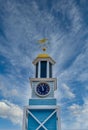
[38,38,48,52]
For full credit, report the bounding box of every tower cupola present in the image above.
[33,53,55,78]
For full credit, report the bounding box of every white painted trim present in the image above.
[58,106,61,130]
[26,105,59,109]
[47,61,49,78]
[30,78,57,81]
[38,61,40,78]
[22,107,27,130]
[33,57,55,65]
[30,78,57,90]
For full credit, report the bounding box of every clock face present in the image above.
[36,82,50,96]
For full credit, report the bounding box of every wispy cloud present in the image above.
[0,75,19,98]
[0,74,31,105]
[67,97,88,129]
[61,83,75,99]
[55,83,75,101]
[0,0,88,129]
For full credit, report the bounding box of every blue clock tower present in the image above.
[22,42,61,130]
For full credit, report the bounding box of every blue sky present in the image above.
[0,0,88,130]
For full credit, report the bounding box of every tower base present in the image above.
[22,105,61,130]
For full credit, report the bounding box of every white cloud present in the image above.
[0,100,23,125]
[66,97,88,129]
[62,83,75,99]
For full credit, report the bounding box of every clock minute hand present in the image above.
[42,86,44,91]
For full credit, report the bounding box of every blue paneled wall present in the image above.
[29,99,56,105]
[28,109,57,130]
[28,99,57,130]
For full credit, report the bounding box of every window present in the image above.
[41,61,47,78]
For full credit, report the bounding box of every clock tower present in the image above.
[22,40,61,130]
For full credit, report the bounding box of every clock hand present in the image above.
[42,86,44,91]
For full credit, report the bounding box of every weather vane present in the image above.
[38,38,48,52]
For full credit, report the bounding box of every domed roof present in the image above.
[37,53,50,58]
[33,53,55,65]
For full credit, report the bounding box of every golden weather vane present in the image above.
[38,38,48,52]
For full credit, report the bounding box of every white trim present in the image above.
[33,57,55,65]
[30,78,57,81]
[22,107,27,130]
[58,107,61,130]
[30,78,57,90]
[38,61,40,78]
[47,61,49,78]
[25,105,59,109]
